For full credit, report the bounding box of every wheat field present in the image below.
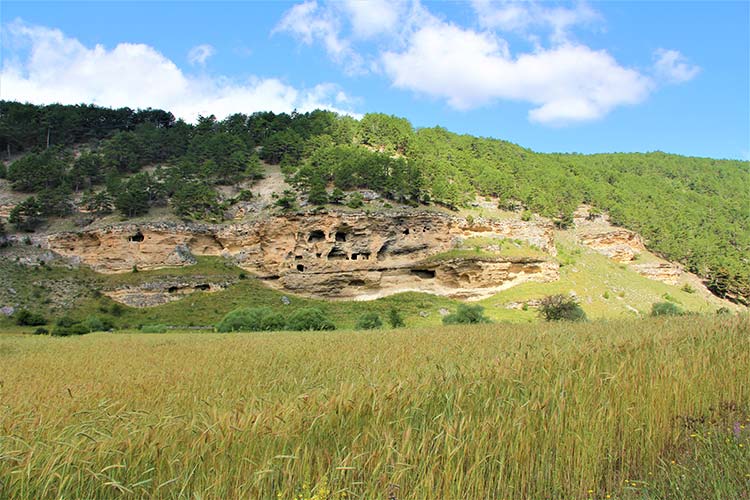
[1,315,748,499]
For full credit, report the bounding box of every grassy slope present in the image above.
[0,315,747,499]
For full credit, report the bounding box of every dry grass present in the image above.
[0,315,748,499]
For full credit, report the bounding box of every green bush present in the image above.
[681,283,696,294]
[538,295,587,322]
[14,309,47,326]
[443,304,491,325]
[387,308,405,328]
[286,308,335,331]
[651,302,684,317]
[82,315,114,332]
[216,307,287,332]
[356,313,382,330]
[33,327,49,335]
[346,192,364,209]
[52,323,89,336]
[141,324,168,333]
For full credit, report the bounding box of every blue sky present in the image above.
[1,1,748,159]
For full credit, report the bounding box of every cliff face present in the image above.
[47,211,558,301]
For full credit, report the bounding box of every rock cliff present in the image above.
[47,211,558,301]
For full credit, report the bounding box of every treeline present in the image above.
[0,101,748,304]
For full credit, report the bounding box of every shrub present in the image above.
[52,323,89,336]
[346,192,364,209]
[681,283,696,294]
[443,304,491,325]
[521,210,533,222]
[141,324,168,333]
[286,308,335,331]
[538,295,587,322]
[33,327,49,335]
[14,309,47,326]
[109,303,125,316]
[387,308,405,328]
[82,315,113,332]
[356,313,382,330]
[651,302,684,317]
[716,307,731,315]
[216,307,286,332]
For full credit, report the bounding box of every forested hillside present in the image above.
[1,101,747,304]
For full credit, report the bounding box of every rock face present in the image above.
[574,205,645,262]
[47,211,559,300]
[632,262,682,285]
[104,279,232,307]
[578,229,645,262]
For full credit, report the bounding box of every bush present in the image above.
[141,324,168,333]
[346,192,364,209]
[443,304,491,325]
[538,295,587,322]
[33,327,49,335]
[82,315,114,332]
[14,309,47,326]
[356,313,382,330]
[52,323,89,336]
[387,308,405,328]
[681,283,696,294]
[286,308,335,331]
[651,302,684,317]
[216,307,287,332]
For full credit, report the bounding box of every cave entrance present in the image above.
[411,269,436,279]
[335,231,347,242]
[297,264,305,272]
[308,230,326,243]
[327,247,348,261]
[128,231,145,242]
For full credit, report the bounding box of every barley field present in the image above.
[1,315,748,499]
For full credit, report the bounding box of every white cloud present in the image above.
[274,1,364,73]
[471,0,601,43]
[382,23,652,124]
[340,0,403,39]
[653,48,700,84]
[0,20,359,122]
[187,44,215,66]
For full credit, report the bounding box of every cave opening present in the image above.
[403,228,410,235]
[335,231,347,242]
[194,284,210,291]
[128,231,145,242]
[411,269,436,279]
[328,247,348,261]
[349,279,366,286]
[297,264,305,272]
[308,230,326,243]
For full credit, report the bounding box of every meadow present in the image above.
[0,315,748,499]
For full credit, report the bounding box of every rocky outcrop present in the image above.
[632,262,682,284]
[578,229,645,262]
[47,210,558,300]
[574,205,645,262]
[104,279,232,307]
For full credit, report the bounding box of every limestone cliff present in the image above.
[47,211,558,301]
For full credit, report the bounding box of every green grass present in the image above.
[0,315,747,499]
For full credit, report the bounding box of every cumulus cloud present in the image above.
[274,1,364,73]
[653,48,700,83]
[187,44,215,66]
[471,0,601,43]
[382,23,652,124]
[276,1,695,125]
[0,20,359,122]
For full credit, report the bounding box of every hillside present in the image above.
[0,101,747,331]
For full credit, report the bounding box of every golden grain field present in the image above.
[1,315,748,499]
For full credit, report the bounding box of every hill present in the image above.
[0,101,747,330]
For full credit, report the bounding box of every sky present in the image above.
[1,1,748,160]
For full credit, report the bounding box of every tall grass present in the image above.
[0,315,748,499]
